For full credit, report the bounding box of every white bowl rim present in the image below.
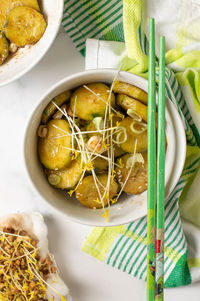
[24,69,186,227]
[0,1,64,88]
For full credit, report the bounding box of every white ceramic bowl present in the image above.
[24,69,186,227]
[0,0,63,87]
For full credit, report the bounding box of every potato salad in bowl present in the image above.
[24,69,185,226]
[37,79,149,216]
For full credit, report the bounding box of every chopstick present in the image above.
[147,18,156,301]
[147,18,166,301]
[155,36,165,301]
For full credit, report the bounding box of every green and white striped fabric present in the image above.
[63,0,200,288]
[82,70,199,287]
[62,0,124,56]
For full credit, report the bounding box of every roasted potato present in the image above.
[5,6,46,47]
[47,158,83,190]
[0,32,9,65]
[93,156,108,171]
[70,83,115,121]
[38,119,72,170]
[114,145,126,158]
[0,0,40,31]
[113,81,148,104]
[118,117,147,153]
[75,174,118,208]
[116,152,147,194]
[41,91,72,124]
[116,94,147,122]
[86,113,124,139]
[86,119,102,138]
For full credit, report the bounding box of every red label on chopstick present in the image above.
[156,239,161,253]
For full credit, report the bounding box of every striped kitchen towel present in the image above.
[63,0,200,287]
[82,146,200,287]
[62,0,124,56]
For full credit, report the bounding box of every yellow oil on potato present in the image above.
[0,32,9,65]
[70,83,115,121]
[5,6,46,47]
[38,119,72,170]
[0,0,40,31]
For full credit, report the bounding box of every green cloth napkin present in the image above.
[62,0,200,287]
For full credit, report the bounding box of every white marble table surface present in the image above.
[0,29,199,301]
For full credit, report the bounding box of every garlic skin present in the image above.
[0,212,72,301]
[9,43,18,53]
[38,125,48,138]
[86,135,105,154]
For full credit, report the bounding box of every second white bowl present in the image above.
[0,0,63,87]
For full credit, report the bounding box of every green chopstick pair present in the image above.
[147,18,165,301]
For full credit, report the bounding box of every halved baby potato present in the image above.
[47,158,83,190]
[116,152,147,194]
[116,94,148,122]
[75,174,118,209]
[118,117,147,153]
[113,81,148,104]
[70,83,115,121]
[5,6,46,47]
[38,119,72,170]
[41,90,72,124]
[0,0,40,31]
[0,32,9,65]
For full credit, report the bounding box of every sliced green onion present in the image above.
[130,121,147,134]
[126,153,144,169]
[48,174,61,186]
[127,109,142,122]
[112,126,127,144]
[92,117,104,132]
